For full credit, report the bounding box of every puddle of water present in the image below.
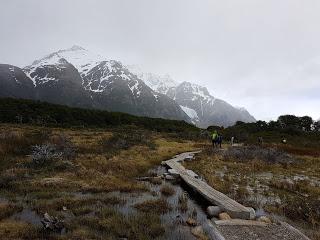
[104,165,211,239]
[1,163,214,239]
[10,208,42,226]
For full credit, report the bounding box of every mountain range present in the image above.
[128,66,256,127]
[0,46,255,127]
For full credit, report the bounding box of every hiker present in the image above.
[231,136,234,146]
[211,130,218,149]
[258,136,263,145]
[217,135,223,148]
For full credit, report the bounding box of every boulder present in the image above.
[257,216,272,224]
[218,212,231,220]
[207,206,222,217]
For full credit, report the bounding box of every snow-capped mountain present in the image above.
[132,71,255,127]
[0,46,191,122]
[127,66,178,95]
[0,45,256,126]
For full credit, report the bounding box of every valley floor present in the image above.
[0,123,319,240]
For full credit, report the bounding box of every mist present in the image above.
[1,0,319,120]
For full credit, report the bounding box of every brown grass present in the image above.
[0,123,201,239]
[134,198,172,214]
[160,184,175,196]
[185,144,320,239]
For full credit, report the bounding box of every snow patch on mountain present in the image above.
[24,58,69,86]
[23,46,145,98]
[182,82,215,105]
[180,105,199,124]
[127,65,178,95]
[8,66,20,84]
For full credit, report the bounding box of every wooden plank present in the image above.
[214,219,267,226]
[205,220,226,240]
[280,222,310,240]
[164,152,252,220]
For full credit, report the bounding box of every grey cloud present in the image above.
[0,0,319,120]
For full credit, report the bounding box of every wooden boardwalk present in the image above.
[163,151,252,220]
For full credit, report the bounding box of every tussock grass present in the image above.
[0,220,41,239]
[178,194,188,212]
[160,184,175,196]
[134,198,172,214]
[0,203,23,220]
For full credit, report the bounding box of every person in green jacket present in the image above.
[211,130,218,148]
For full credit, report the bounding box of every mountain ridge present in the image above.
[0,45,255,127]
[129,67,255,127]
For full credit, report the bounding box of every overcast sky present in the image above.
[1,0,319,121]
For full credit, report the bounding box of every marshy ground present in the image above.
[0,123,203,239]
[0,123,319,240]
[185,144,320,240]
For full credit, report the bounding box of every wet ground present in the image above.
[5,165,212,239]
[3,154,314,239]
[107,165,212,239]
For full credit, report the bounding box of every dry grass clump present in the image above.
[279,195,320,228]
[0,203,23,220]
[0,129,50,156]
[134,198,172,214]
[0,220,41,239]
[178,194,188,212]
[67,207,164,239]
[223,145,296,165]
[160,184,175,196]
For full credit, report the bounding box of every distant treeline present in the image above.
[208,115,320,147]
[0,98,198,133]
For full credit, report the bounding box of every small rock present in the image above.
[257,216,272,224]
[218,212,231,220]
[246,207,256,220]
[207,206,222,217]
[191,226,207,239]
[165,175,176,180]
[186,217,197,226]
